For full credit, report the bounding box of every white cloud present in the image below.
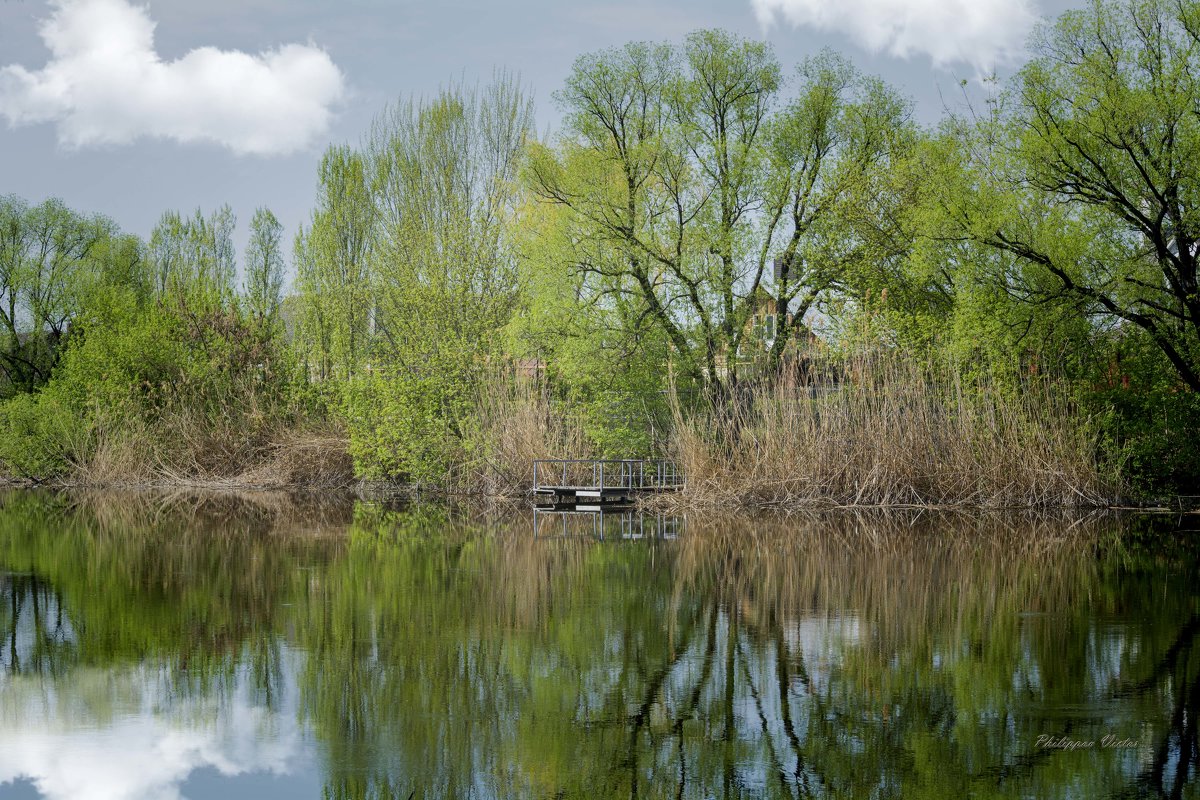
[0,664,305,800]
[0,0,345,155]
[751,0,1040,72]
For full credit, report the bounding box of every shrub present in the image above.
[344,369,472,485]
[0,392,90,479]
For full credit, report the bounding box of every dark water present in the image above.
[0,491,1198,799]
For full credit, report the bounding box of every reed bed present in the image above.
[35,354,1118,507]
[451,373,591,496]
[667,357,1114,509]
[72,411,355,490]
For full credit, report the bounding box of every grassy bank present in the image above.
[0,359,1122,509]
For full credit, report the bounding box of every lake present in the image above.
[0,490,1197,799]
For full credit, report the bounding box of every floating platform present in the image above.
[532,459,683,505]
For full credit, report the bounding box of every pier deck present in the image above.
[533,459,682,504]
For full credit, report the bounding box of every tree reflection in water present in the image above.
[0,491,1197,799]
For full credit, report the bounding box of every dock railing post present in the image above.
[533,461,539,492]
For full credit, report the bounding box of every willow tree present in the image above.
[530,32,779,396]
[531,32,911,395]
[954,0,1200,392]
[0,196,116,392]
[762,52,915,368]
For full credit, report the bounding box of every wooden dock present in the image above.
[532,459,682,505]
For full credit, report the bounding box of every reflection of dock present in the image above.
[533,507,684,540]
[532,459,683,505]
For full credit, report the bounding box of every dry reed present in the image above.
[667,356,1114,509]
[451,373,591,496]
[73,411,355,490]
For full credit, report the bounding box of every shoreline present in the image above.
[2,475,1195,514]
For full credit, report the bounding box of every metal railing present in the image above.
[532,459,683,493]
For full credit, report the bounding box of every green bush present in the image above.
[0,285,313,481]
[1098,386,1200,498]
[0,391,89,478]
[344,370,472,484]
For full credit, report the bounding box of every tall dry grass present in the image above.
[452,373,591,496]
[75,411,354,490]
[669,356,1115,509]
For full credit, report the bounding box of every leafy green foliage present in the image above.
[0,391,87,477]
[343,366,474,483]
[929,2,1200,389]
[292,76,537,482]
[3,11,1200,496]
[293,147,375,382]
[0,194,124,395]
[244,207,285,330]
[0,197,308,481]
[149,205,237,313]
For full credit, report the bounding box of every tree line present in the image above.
[1,0,1197,493]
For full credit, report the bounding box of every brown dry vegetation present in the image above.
[71,414,355,491]
[448,374,591,496]
[31,358,1118,509]
[664,358,1114,509]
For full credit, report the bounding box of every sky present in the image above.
[0,0,1080,272]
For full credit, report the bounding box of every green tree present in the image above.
[763,52,915,369]
[531,33,780,395]
[954,0,1200,392]
[0,195,116,393]
[295,146,375,381]
[244,207,285,329]
[346,75,534,481]
[532,32,911,396]
[149,205,238,312]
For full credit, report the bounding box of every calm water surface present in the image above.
[0,490,1197,799]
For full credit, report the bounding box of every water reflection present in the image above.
[0,661,305,800]
[0,491,1197,799]
[2,572,76,676]
[532,507,683,540]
